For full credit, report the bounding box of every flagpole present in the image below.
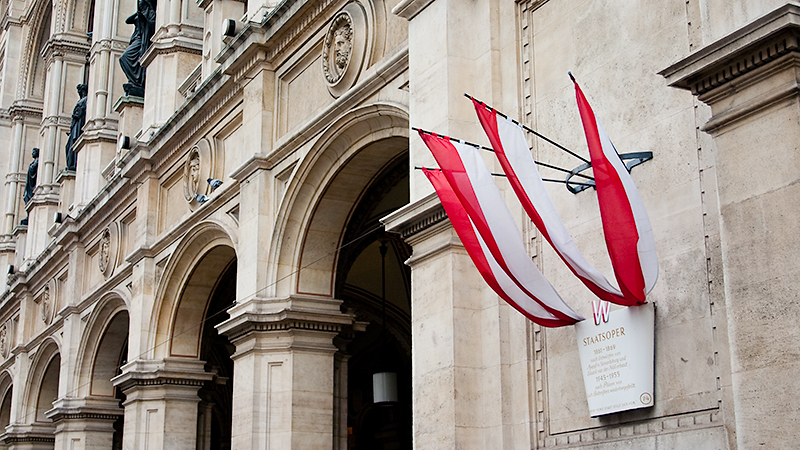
[464,93,591,165]
[411,127,594,182]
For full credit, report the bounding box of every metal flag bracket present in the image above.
[565,151,653,194]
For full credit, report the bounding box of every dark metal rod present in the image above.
[412,126,594,181]
[413,166,595,187]
[464,93,592,165]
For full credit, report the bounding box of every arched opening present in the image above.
[195,259,236,450]
[36,354,60,422]
[90,310,129,450]
[0,380,12,433]
[28,1,52,99]
[335,153,412,449]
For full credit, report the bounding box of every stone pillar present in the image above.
[661,4,800,448]
[383,194,495,450]
[113,359,211,450]
[3,115,25,234]
[47,398,122,450]
[217,295,353,450]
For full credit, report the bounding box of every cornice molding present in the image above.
[391,0,436,20]
[660,4,800,96]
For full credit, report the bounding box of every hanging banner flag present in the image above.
[472,99,630,306]
[572,78,658,305]
[422,168,577,327]
[419,132,583,325]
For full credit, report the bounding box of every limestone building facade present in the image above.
[0,0,794,448]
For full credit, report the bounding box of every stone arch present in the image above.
[270,102,409,297]
[20,0,53,100]
[74,292,129,398]
[23,338,60,424]
[151,220,237,360]
[0,370,13,432]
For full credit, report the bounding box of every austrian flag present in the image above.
[417,77,658,327]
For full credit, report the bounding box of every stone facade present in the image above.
[0,0,793,448]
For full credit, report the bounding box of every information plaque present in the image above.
[574,302,655,416]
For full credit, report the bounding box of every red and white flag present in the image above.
[422,168,578,327]
[572,80,658,305]
[419,131,583,325]
[473,99,629,305]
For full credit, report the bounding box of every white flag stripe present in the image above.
[495,115,624,296]
[453,141,584,322]
[595,122,658,293]
[473,216,562,320]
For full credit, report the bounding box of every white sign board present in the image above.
[574,302,654,416]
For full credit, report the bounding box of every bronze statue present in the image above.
[65,84,88,171]
[20,148,39,225]
[119,0,156,97]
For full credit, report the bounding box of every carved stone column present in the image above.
[661,4,800,448]
[47,398,122,450]
[217,295,353,450]
[113,359,212,450]
[383,194,495,450]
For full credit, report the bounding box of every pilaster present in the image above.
[47,398,122,450]
[113,359,212,450]
[383,193,491,450]
[661,4,800,449]
[216,294,354,450]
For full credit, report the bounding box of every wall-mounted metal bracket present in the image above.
[565,152,653,194]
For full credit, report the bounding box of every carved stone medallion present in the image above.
[41,285,52,325]
[0,325,8,359]
[98,228,111,274]
[184,148,202,201]
[322,2,369,98]
[98,225,119,278]
[323,13,353,85]
[183,139,213,205]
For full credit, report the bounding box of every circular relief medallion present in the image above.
[183,139,213,205]
[41,285,52,325]
[98,228,111,274]
[323,13,353,85]
[322,3,369,98]
[184,148,202,202]
[0,325,8,359]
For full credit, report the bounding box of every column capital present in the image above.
[217,294,354,350]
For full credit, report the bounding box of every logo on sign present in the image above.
[592,300,611,325]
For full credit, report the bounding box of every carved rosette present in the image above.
[183,139,213,205]
[322,2,369,98]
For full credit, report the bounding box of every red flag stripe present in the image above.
[422,168,576,327]
[473,100,630,305]
[573,82,657,304]
[419,132,583,323]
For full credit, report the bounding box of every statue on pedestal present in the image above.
[65,84,88,171]
[120,0,156,97]
[20,147,39,226]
